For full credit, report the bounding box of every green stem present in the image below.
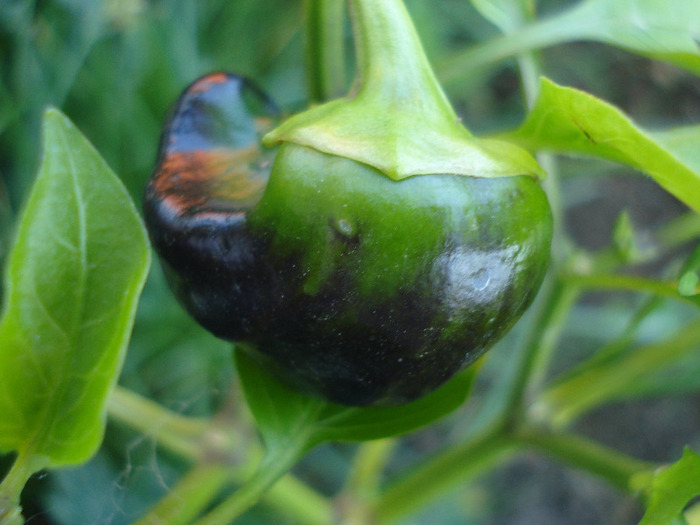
[194,444,306,525]
[555,295,664,379]
[0,452,43,525]
[267,0,542,180]
[514,7,567,265]
[375,424,515,524]
[344,439,397,497]
[373,420,656,524]
[347,0,456,122]
[503,277,579,416]
[517,53,540,110]
[528,281,580,402]
[109,387,332,524]
[137,462,334,525]
[506,5,573,403]
[304,0,346,102]
[264,473,334,525]
[339,439,397,524]
[135,464,238,525]
[563,273,696,305]
[108,386,217,462]
[514,425,656,492]
[537,320,700,428]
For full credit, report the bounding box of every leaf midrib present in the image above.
[28,119,91,458]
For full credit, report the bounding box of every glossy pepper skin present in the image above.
[144,73,553,406]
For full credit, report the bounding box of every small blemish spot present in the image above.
[473,268,490,291]
[336,218,355,237]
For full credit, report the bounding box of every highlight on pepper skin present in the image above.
[143,72,553,407]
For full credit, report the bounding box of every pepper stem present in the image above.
[347,0,459,126]
[305,0,346,102]
[264,0,543,182]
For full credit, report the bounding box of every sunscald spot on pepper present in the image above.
[152,149,266,217]
[145,72,277,221]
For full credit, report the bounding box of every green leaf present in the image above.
[0,109,151,469]
[573,0,700,76]
[503,77,700,214]
[638,448,700,525]
[234,348,325,456]
[440,0,700,85]
[312,365,477,444]
[235,349,476,451]
[653,125,700,178]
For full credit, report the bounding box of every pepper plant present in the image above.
[1,0,700,524]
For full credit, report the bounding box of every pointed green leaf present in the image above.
[639,448,700,525]
[0,109,151,468]
[504,77,700,214]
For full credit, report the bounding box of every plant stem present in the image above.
[514,425,656,492]
[514,7,568,265]
[348,0,453,110]
[135,464,237,525]
[537,320,700,428]
[563,273,696,305]
[374,424,515,524]
[137,460,334,525]
[0,465,25,525]
[338,439,397,524]
[194,444,306,525]
[508,3,573,401]
[517,53,541,110]
[304,0,346,102]
[264,472,334,525]
[344,439,397,497]
[108,386,217,462]
[503,277,578,416]
[520,51,568,266]
[110,387,332,524]
[0,452,43,525]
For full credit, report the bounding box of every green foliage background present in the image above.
[1,0,700,524]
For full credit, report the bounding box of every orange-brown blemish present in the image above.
[151,146,267,215]
[189,73,231,94]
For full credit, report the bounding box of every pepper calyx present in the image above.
[263,0,544,181]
